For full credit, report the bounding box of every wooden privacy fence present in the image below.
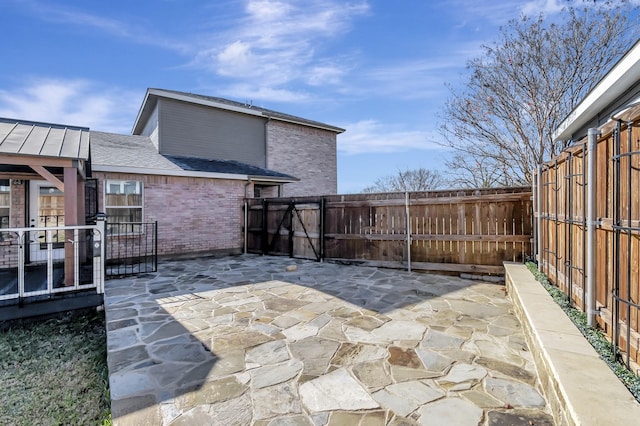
[536,111,640,370]
[245,187,533,275]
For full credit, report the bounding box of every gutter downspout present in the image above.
[244,178,252,254]
[587,128,598,327]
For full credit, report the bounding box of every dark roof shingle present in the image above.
[91,131,296,181]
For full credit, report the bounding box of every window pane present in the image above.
[105,194,142,207]
[106,208,142,223]
[0,179,9,193]
[106,180,142,207]
[106,180,141,195]
[124,182,139,194]
[0,207,9,228]
[0,193,9,208]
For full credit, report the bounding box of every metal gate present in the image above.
[105,221,158,277]
[249,199,324,261]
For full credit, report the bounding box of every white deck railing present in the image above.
[0,219,106,302]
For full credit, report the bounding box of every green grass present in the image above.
[0,310,112,426]
[526,262,640,402]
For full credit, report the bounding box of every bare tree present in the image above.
[440,1,638,185]
[362,168,447,193]
[445,153,512,189]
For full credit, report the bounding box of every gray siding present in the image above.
[158,98,266,167]
[140,102,159,149]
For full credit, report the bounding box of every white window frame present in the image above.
[104,179,144,234]
[0,179,10,229]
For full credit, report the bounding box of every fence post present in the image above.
[18,230,25,301]
[405,192,411,272]
[95,213,106,294]
[320,197,325,263]
[537,165,543,265]
[531,168,537,262]
[261,199,268,255]
[244,200,248,255]
[587,128,598,327]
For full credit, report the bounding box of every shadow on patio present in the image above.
[105,254,552,425]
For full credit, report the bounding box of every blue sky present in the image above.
[0,0,582,192]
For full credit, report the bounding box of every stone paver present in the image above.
[105,255,553,425]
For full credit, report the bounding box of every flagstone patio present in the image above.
[104,255,554,425]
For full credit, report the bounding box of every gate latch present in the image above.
[93,241,102,257]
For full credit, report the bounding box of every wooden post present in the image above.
[405,192,411,272]
[63,167,78,286]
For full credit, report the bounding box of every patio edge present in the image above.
[504,261,640,426]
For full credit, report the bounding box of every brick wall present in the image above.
[266,121,337,197]
[10,181,26,228]
[94,172,247,257]
[0,181,26,269]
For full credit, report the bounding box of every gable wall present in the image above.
[266,120,337,196]
[158,98,267,167]
[139,102,160,149]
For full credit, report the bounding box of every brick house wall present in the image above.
[9,182,26,228]
[0,182,26,269]
[266,121,337,197]
[93,172,247,257]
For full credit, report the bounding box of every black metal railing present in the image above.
[105,221,157,277]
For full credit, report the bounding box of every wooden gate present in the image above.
[247,199,323,261]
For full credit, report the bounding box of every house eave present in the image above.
[553,39,640,142]
[92,164,298,183]
[133,88,345,134]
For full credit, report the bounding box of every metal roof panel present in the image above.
[40,127,66,157]
[0,118,90,160]
[0,124,31,154]
[20,125,50,155]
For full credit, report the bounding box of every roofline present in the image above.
[131,90,153,135]
[92,164,298,183]
[132,88,345,134]
[553,39,640,141]
[0,117,89,132]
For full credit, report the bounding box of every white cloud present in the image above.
[245,0,293,20]
[521,0,565,16]
[216,41,255,76]
[440,0,522,26]
[0,79,138,133]
[12,0,189,53]
[194,0,369,95]
[338,120,444,155]
[307,64,346,86]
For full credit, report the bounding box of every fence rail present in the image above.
[536,116,640,370]
[246,187,533,275]
[0,223,105,305]
[105,221,158,277]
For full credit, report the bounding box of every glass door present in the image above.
[29,180,65,262]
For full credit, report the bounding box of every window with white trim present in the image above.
[0,179,10,229]
[104,180,143,233]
